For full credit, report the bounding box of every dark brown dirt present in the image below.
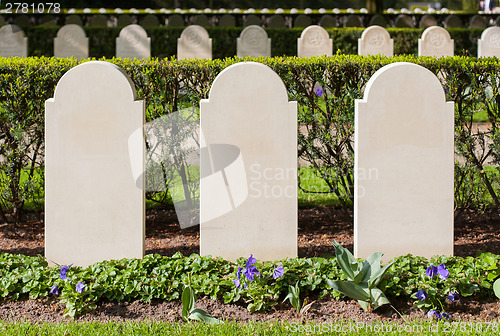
[0,207,499,323]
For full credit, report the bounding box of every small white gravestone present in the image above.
[116,24,151,60]
[358,25,394,57]
[200,62,297,261]
[0,24,27,57]
[237,25,271,57]
[54,24,88,59]
[478,27,500,58]
[45,61,145,267]
[418,26,454,57]
[354,62,454,261]
[297,25,332,57]
[178,25,212,60]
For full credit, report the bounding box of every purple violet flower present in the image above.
[75,282,85,293]
[243,254,260,281]
[273,265,285,280]
[245,254,256,269]
[315,87,323,97]
[427,310,441,319]
[441,312,450,320]
[244,265,260,281]
[415,289,428,301]
[234,266,244,288]
[426,264,438,278]
[447,292,460,302]
[49,285,59,296]
[59,264,73,280]
[437,263,449,280]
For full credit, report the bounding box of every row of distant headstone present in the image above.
[45,59,453,267]
[4,12,499,29]
[3,23,500,59]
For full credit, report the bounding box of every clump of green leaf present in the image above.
[181,284,221,324]
[494,278,500,299]
[410,263,459,320]
[326,241,394,311]
[283,281,315,317]
[49,263,96,318]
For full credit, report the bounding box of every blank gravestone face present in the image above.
[444,15,462,28]
[89,15,107,26]
[354,62,454,262]
[45,61,145,267]
[177,25,212,60]
[358,25,393,57]
[319,15,337,28]
[470,15,487,29]
[0,25,27,57]
[218,15,235,27]
[200,62,297,262]
[478,27,500,58]
[237,25,271,57]
[54,24,88,60]
[268,15,286,28]
[419,15,437,28]
[297,25,332,57]
[117,15,133,27]
[344,15,363,27]
[395,15,413,28]
[418,26,454,57]
[141,15,160,27]
[116,24,150,60]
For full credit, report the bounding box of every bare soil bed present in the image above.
[0,207,499,323]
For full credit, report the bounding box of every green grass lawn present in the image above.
[1,320,498,336]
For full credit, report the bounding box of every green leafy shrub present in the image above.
[0,55,499,217]
[326,241,393,311]
[2,251,500,317]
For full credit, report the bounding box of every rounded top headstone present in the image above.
[56,24,86,40]
[53,61,137,103]
[419,15,438,28]
[119,24,148,45]
[0,24,25,44]
[481,26,500,47]
[470,15,488,29]
[421,26,451,48]
[180,25,209,46]
[207,62,288,104]
[300,25,329,48]
[361,25,390,47]
[363,62,445,103]
[239,25,268,49]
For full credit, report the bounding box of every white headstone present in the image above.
[358,25,394,57]
[54,24,88,59]
[478,27,500,58]
[237,25,271,57]
[200,62,297,261]
[0,24,27,57]
[116,24,151,60]
[178,25,212,60]
[354,62,454,261]
[418,26,454,57]
[297,25,332,57]
[45,61,145,267]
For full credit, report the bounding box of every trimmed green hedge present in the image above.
[0,55,499,222]
[24,27,484,58]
